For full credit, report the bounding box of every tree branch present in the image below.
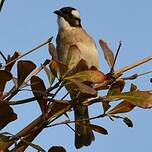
[0,37,53,70]
[114,54,152,77]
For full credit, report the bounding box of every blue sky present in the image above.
[1,0,152,152]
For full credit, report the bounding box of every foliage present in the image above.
[0,38,152,152]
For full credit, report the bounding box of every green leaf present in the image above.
[65,70,105,83]
[66,45,81,70]
[99,39,114,68]
[43,65,55,85]
[0,137,5,149]
[107,79,125,96]
[106,91,152,109]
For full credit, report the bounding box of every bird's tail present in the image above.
[74,105,95,149]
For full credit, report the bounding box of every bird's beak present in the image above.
[54,10,62,16]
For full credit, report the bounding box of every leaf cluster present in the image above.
[0,38,152,151]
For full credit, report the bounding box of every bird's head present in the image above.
[54,7,82,30]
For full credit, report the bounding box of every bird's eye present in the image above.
[69,14,73,18]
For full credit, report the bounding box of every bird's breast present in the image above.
[56,28,99,68]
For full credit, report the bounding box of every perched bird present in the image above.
[54,7,99,148]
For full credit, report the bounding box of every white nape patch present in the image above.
[71,10,80,19]
[57,16,71,30]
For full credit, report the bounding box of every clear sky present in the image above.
[1,0,152,152]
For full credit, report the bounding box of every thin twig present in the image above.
[46,114,106,128]
[114,54,152,77]
[4,115,43,150]
[0,51,7,61]
[61,91,70,100]
[47,80,62,92]
[8,97,36,105]
[47,81,64,106]
[23,59,50,85]
[0,37,53,70]
[65,123,77,134]
[138,70,152,77]
[122,70,152,80]
[3,60,50,101]
[110,41,122,73]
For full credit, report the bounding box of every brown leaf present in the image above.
[70,79,97,96]
[107,91,152,109]
[0,70,12,98]
[123,117,133,128]
[49,60,68,78]
[0,103,17,130]
[43,65,55,85]
[31,76,47,114]
[76,123,108,135]
[48,42,58,60]
[95,85,109,91]
[66,45,81,70]
[48,101,71,120]
[107,82,136,114]
[102,99,111,113]
[69,59,89,75]
[99,39,114,68]
[17,60,36,87]
[48,146,66,152]
[5,51,20,72]
[107,79,125,96]
[65,70,105,83]
[130,83,137,91]
[107,101,135,114]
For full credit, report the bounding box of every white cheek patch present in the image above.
[71,10,80,19]
[57,16,71,29]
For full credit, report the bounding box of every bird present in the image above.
[54,6,99,149]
